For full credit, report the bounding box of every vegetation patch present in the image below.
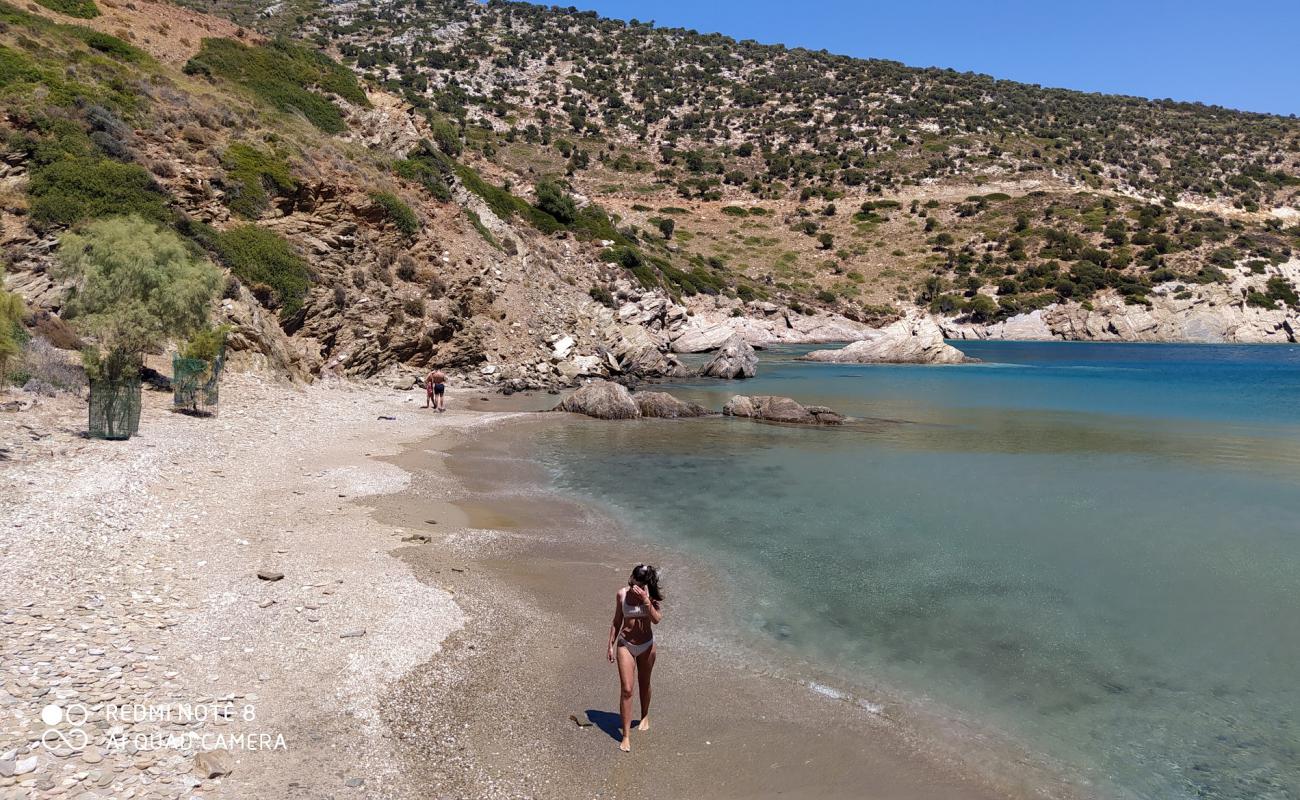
[28,157,169,229]
[221,143,296,218]
[208,225,311,317]
[184,38,368,134]
[369,190,419,236]
[33,0,99,19]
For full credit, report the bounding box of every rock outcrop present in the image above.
[634,392,713,419]
[722,395,845,425]
[943,263,1300,344]
[672,298,877,352]
[552,380,641,419]
[699,335,757,379]
[801,316,971,365]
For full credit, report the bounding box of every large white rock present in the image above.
[802,316,971,364]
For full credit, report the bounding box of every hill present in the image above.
[3,0,1299,395]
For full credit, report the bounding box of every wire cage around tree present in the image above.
[172,348,224,417]
[88,377,143,440]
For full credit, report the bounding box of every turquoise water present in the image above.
[531,342,1300,799]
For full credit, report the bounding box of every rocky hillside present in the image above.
[183,0,1300,344]
[3,0,1300,400]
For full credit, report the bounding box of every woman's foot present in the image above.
[635,716,650,732]
[619,735,631,752]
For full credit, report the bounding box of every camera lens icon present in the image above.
[41,704,64,726]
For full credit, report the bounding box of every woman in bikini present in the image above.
[606,564,664,752]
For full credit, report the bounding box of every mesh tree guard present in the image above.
[88,378,142,440]
[172,351,223,417]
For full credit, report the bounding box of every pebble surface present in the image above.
[0,373,510,798]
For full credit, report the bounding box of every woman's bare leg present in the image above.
[616,645,636,751]
[635,646,655,731]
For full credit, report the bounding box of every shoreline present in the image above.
[2,371,1089,798]
[369,411,1088,799]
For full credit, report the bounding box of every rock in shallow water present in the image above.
[699,334,758,379]
[634,391,713,419]
[801,316,971,364]
[722,395,844,425]
[552,380,641,419]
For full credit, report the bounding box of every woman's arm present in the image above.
[630,584,664,624]
[607,590,624,662]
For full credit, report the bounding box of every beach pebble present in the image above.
[339,629,366,639]
[256,570,285,582]
[345,777,364,788]
[14,756,38,775]
[193,750,232,779]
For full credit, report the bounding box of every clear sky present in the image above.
[564,1,1299,117]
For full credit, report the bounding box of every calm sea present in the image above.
[530,342,1300,799]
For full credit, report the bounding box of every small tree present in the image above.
[818,232,834,250]
[534,179,577,224]
[0,289,25,382]
[657,217,675,240]
[56,215,220,383]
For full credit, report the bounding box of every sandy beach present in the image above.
[1,374,1066,799]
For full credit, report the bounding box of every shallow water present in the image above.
[531,342,1300,800]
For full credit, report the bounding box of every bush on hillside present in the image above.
[34,0,99,19]
[534,179,577,224]
[221,143,297,218]
[184,38,368,134]
[28,157,169,229]
[208,225,311,317]
[369,190,419,236]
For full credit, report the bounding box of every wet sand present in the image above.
[363,410,1081,800]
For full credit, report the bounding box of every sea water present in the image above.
[530,342,1300,799]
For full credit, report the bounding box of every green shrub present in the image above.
[721,205,748,217]
[181,325,230,361]
[394,142,453,201]
[34,0,98,18]
[69,28,144,61]
[534,179,577,224]
[210,225,310,317]
[221,143,296,218]
[370,190,419,236]
[28,157,169,229]
[184,38,368,134]
[1266,275,1299,308]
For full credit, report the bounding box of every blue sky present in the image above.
[565,1,1299,116]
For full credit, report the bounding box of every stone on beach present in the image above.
[257,569,285,582]
[552,380,641,419]
[699,335,758,379]
[193,749,233,778]
[722,395,845,425]
[801,316,970,365]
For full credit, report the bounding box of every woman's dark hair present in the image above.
[630,564,664,602]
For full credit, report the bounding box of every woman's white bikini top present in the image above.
[622,590,650,619]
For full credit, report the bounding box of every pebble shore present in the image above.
[0,374,494,798]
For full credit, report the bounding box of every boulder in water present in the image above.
[552,380,641,419]
[699,334,758,379]
[722,395,844,425]
[801,315,970,364]
[635,391,713,419]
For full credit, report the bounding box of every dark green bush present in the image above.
[210,225,310,317]
[221,143,296,218]
[370,190,419,236]
[184,38,368,134]
[28,157,169,229]
[34,0,98,18]
[534,179,577,224]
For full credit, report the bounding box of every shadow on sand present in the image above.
[583,709,632,742]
